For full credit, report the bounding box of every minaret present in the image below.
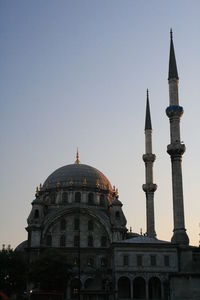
[166,30,189,245]
[142,90,157,238]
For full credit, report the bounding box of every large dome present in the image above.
[43,163,112,191]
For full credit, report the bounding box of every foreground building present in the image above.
[17,32,200,300]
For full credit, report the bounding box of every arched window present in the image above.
[88,235,93,247]
[62,192,68,204]
[73,257,79,266]
[60,218,66,231]
[100,195,105,207]
[87,257,94,267]
[149,277,161,299]
[50,192,56,204]
[133,277,146,299]
[115,211,120,220]
[101,257,107,267]
[101,236,107,247]
[46,234,52,246]
[34,209,39,219]
[60,235,66,247]
[88,220,94,231]
[75,192,81,203]
[118,277,131,299]
[88,193,94,205]
[74,218,80,230]
[74,236,79,247]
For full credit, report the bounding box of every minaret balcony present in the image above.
[166,105,183,118]
[142,153,156,163]
[167,142,186,156]
[142,183,157,193]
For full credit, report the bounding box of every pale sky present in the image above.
[0,0,200,248]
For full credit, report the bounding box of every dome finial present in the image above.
[75,147,80,164]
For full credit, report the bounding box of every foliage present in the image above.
[0,247,28,297]
[28,248,71,292]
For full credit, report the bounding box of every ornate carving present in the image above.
[167,142,185,156]
[166,105,183,118]
[143,153,156,163]
[142,183,157,192]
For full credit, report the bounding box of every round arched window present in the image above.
[75,192,81,203]
[100,195,105,207]
[62,192,68,204]
[88,193,94,205]
[34,209,39,219]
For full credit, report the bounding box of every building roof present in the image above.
[118,235,169,244]
[43,163,112,191]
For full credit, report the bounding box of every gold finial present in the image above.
[83,177,87,187]
[69,177,73,186]
[115,188,119,198]
[75,147,80,164]
[36,186,39,196]
[130,226,132,233]
[57,180,61,188]
[39,183,42,191]
[112,185,116,193]
[96,178,100,189]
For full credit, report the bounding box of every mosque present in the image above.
[17,32,200,299]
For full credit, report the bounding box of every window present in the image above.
[101,236,107,247]
[74,236,79,247]
[46,234,52,246]
[137,255,143,267]
[60,218,66,231]
[50,192,56,204]
[88,235,93,247]
[87,257,94,267]
[34,209,39,219]
[164,255,169,266]
[115,211,120,219]
[88,220,94,231]
[123,255,129,266]
[74,218,80,230]
[150,255,157,266]
[75,192,81,203]
[73,257,79,266]
[60,235,66,247]
[100,195,105,207]
[62,192,68,204]
[88,193,94,205]
[101,257,107,267]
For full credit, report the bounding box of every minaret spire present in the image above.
[142,90,157,238]
[168,29,179,80]
[75,147,80,164]
[166,31,189,245]
[145,89,152,130]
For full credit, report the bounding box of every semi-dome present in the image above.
[43,163,112,191]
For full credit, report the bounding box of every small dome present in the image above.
[43,163,112,191]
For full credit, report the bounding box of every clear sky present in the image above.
[0,0,200,248]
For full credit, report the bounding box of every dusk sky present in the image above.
[0,1,200,248]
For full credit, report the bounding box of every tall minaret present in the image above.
[142,90,157,238]
[166,30,189,245]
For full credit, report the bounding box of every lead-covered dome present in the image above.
[43,163,112,191]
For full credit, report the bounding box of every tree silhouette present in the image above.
[28,249,71,293]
